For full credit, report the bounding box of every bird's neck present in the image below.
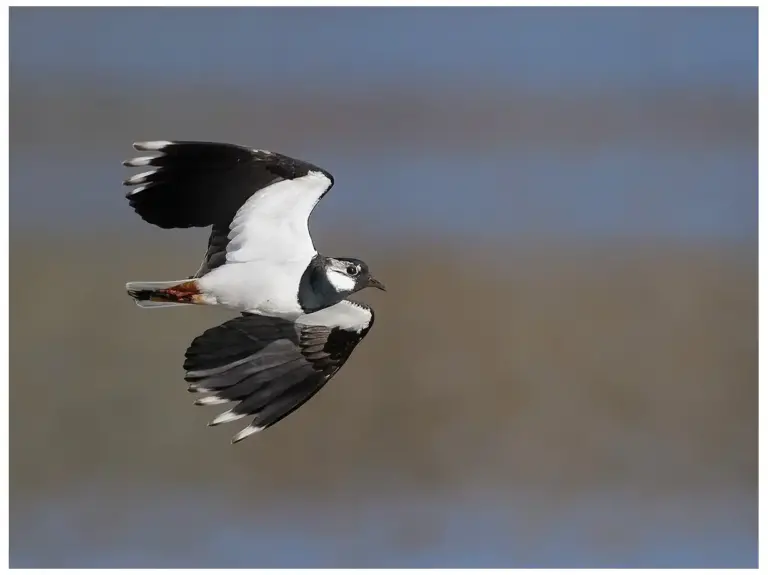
[297,255,346,314]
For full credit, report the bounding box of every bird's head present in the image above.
[324,257,386,296]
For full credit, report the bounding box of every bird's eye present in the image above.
[346,265,358,276]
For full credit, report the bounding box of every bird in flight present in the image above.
[123,140,385,318]
[123,140,384,442]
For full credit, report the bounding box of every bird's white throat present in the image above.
[325,269,356,293]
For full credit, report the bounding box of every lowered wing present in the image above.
[184,299,374,443]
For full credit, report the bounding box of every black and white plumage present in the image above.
[184,299,374,442]
[122,140,385,318]
[122,140,384,440]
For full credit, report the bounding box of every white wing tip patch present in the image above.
[194,395,229,406]
[125,170,156,185]
[123,156,156,167]
[187,384,211,393]
[133,140,173,151]
[208,409,247,426]
[126,184,148,196]
[232,425,264,444]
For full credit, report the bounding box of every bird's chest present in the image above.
[199,260,307,316]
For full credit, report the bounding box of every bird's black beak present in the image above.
[366,276,387,292]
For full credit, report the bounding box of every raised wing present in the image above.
[184,299,374,443]
[122,140,335,274]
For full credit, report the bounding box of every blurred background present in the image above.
[9,6,757,568]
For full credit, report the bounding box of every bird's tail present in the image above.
[126,279,205,308]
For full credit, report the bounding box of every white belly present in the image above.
[197,260,308,318]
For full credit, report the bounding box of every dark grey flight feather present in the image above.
[183,300,374,443]
[122,140,335,277]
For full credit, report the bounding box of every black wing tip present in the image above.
[132,139,254,155]
[182,314,335,443]
[124,139,334,184]
[123,140,249,167]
